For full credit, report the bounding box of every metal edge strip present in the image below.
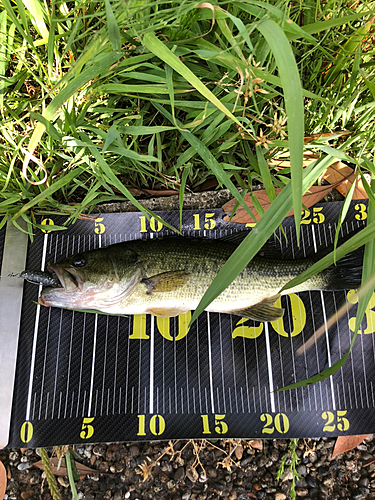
[0,220,28,449]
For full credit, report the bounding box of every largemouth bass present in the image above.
[36,238,363,322]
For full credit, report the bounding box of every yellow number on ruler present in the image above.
[232,318,263,339]
[41,218,54,233]
[80,417,95,439]
[157,312,191,341]
[193,213,216,230]
[139,216,163,233]
[129,314,149,339]
[200,414,228,435]
[300,207,325,225]
[137,415,165,436]
[347,290,375,334]
[94,217,105,234]
[20,421,33,443]
[300,209,311,225]
[355,203,367,221]
[260,413,289,435]
[322,410,349,432]
[271,294,306,337]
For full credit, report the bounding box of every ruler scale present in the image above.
[3,202,375,447]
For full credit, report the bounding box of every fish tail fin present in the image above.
[323,248,364,291]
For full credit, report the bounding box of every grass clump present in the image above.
[0,0,373,231]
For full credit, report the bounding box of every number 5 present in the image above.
[80,417,95,439]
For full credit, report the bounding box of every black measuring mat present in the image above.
[5,201,375,447]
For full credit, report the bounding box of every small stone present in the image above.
[8,451,18,461]
[295,477,307,488]
[182,493,191,500]
[317,466,330,477]
[356,444,367,451]
[297,464,307,476]
[173,466,185,482]
[280,471,293,482]
[295,488,309,497]
[17,462,30,470]
[358,477,369,488]
[351,488,370,500]
[306,475,317,488]
[167,480,175,489]
[186,466,199,483]
[256,456,267,468]
[93,445,106,457]
[275,494,286,500]
[129,445,139,457]
[20,491,34,499]
[308,452,318,464]
[234,445,243,460]
[57,476,70,488]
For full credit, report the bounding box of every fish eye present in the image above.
[72,254,86,267]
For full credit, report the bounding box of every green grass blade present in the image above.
[256,145,276,202]
[0,9,7,110]
[142,32,245,130]
[355,176,375,334]
[256,19,304,243]
[105,0,121,52]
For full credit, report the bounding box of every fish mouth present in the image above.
[39,265,86,308]
[47,264,84,291]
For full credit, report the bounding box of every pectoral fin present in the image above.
[230,295,284,322]
[141,271,190,294]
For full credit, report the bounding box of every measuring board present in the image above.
[2,200,375,448]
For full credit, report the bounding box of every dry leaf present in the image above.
[0,461,7,499]
[331,435,368,459]
[249,439,263,451]
[269,152,319,170]
[33,457,97,477]
[222,184,336,224]
[321,161,368,199]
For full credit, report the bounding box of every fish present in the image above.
[36,237,364,322]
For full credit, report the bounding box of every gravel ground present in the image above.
[2,436,375,500]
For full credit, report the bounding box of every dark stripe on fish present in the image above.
[20,270,61,287]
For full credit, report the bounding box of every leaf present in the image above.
[256,19,304,243]
[269,152,319,170]
[0,461,6,499]
[322,161,368,199]
[222,184,336,224]
[249,439,263,451]
[105,0,121,52]
[331,435,368,459]
[33,458,96,477]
